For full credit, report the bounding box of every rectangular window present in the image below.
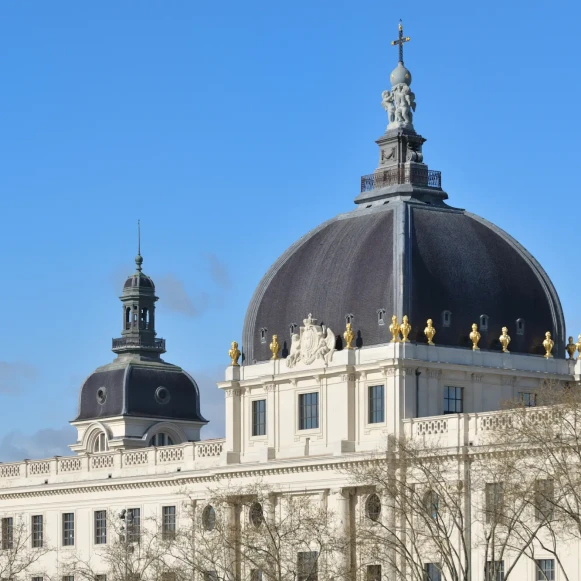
[519,392,537,407]
[95,576,107,581]
[32,515,43,548]
[127,508,141,542]
[443,386,463,414]
[252,399,266,436]
[94,510,107,545]
[299,393,319,430]
[250,571,263,581]
[535,559,555,581]
[62,576,74,581]
[368,385,385,424]
[535,479,554,521]
[366,565,381,581]
[485,561,504,581]
[32,577,44,581]
[162,506,176,540]
[424,563,441,581]
[62,513,74,546]
[1,518,13,550]
[485,482,505,524]
[297,551,318,581]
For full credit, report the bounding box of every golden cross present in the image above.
[391,20,410,64]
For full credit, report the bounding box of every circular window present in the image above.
[366,493,382,522]
[249,502,263,528]
[155,386,170,404]
[202,505,216,531]
[96,387,107,405]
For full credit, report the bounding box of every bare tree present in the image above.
[168,480,344,581]
[344,434,551,581]
[68,512,170,581]
[0,514,52,580]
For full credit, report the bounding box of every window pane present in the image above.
[127,508,140,542]
[297,551,318,581]
[94,510,107,545]
[63,513,74,546]
[299,393,319,430]
[1,518,13,550]
[162,506,176,540]
[424,563,441,581]
[366,565,381,581]
[32,515,43,548]
[252,400,266,436]
[368,385,385,424]
[536,559,555,581]
[485,561,504,581]
[443,386,463,414]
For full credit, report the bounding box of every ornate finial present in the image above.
[391,19,411,64]
[400,315,411,342]
[543,331,554,359]
[424,319,436,346]
[499,327,511,353]
[576,334,581,360]
[270,335,280,360]
[229,341,241,366]
[344,322,354,350]
[566,336,577,360]
[135,219,143,272]
[389,315,401,343]
[469,323,481,351]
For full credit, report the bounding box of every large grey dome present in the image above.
[242,199,565,363]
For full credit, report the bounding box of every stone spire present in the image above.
[355,21,447,205]
[112,227,166,358]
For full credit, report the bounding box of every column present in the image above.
[332,488,352,581]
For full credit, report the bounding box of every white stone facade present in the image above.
[1,340,580,580]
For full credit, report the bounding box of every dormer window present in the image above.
[377,309,386,326]
[149,433,175,447]
[345,313,354,325]
[259,328,268,344]
[93,432,108,453]
[479,314,489,331]
[289,323,298,335]
[442,310,452,328]
[516,318,525,336]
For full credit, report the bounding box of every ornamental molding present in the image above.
[405,367,414,376]
[472,373,484,383]
[381,367,396,377]
[428,369,442,380]
[501,375,517,387]
[264,384,276,392]
[341,374,356,382]
[225,388,244,398]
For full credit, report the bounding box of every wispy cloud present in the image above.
[188,365,225,440]
[0,426,75,462]
[208,253,232,290]
[156,274,209,317]
[0,362,39,394]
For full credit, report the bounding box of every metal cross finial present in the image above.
[391,19,411,64]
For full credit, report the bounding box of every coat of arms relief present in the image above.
[286,314,335,368]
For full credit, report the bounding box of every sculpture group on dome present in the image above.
[382,85,416,130]
[286,314,335,368]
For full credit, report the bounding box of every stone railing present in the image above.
[0,439,225,487]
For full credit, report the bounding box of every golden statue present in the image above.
[270,335,280,360]
[400,315,411,342]
[566,336,577,360]
[389,315,400,342]
[344,322,354,350]
[542,331,554,358]
[577,334,581,359]
[469,323,481,351]
[424,319,436,345]
[228,341,241,366]
[499,327,511,353]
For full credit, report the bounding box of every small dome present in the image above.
[390,62,412,86]
[76,360,207,423]
[123,273,155,290]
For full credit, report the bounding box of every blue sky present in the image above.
[0,1,578,460]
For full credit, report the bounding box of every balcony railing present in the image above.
[112,337,166,352]
[360,167,442,192]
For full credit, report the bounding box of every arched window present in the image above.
[516,318,525,336]
[202,505,216,531]
[423,490,439,520]
[377,309,386,326]
[289,323,298,335]
[345,313,354,325]
[259,328,268,344]
[125,307,131,330]
[149,433,175,447]
[479,314,489,331]
[93,432,108,453]
[442,310,452,328]
[249,503,264,528]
